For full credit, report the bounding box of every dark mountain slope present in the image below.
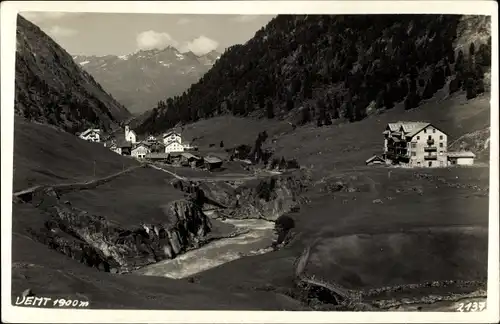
[73,48,220,114]
[136,14,491,134]
[15,15,131,133]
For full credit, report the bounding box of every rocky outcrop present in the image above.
[169,171,311,221]
[231,172,311,221]
[169,170,311,222]
[21,187,212,272]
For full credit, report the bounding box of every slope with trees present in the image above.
[136,15,491,135]
[15,15,131,133]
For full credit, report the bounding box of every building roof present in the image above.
[386,121,446,139]
[163,131,181,138]
[400,122,430,134]
[136,141,153,147]
[365,155,385,164]
[387,123,402,132]
[181,152,201,160]
[80,128,101,137]
[125,127,137,135]
[448,151,476,158]
[116,139,132,148]
[132,143,151,151]
[143,138,163,145]
[145,153,170,159]
[204,156,223,164]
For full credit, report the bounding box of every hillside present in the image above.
[15,15,131,133]
[10,118,303,311]
[11,93,490,311]
[73,48,220,114]
[170,93,490,309]
[136,14,491,135]
[12,117,138,192]
[174,91,491,179]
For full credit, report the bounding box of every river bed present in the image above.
[134,218,275,279]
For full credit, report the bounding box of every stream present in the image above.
[134,218,275,279]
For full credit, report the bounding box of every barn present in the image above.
[365,155,386,166]
[447,151,476,166]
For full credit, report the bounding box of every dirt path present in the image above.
[147,164,187,181]
[147,163,283,183]
[13,165,143,200]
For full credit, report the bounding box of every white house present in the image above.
[125,125,137,144]
[383,121,448,168]
[162,131,182,146]
[165,141,185,153]
[447,151,476,166]
[109,140,132,156]
[79,128,101,142]
[132,143,151,159]
[182,142,196,150]
[109,143,122,155]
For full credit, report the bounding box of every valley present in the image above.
[9,12,493,313]
[11,92,490,310]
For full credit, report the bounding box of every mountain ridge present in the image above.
[72,46,221,114]
[135,14,491,135]
[15,15,131,134]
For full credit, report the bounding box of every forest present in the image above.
[136,15,491,134]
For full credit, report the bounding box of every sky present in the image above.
[20,12,276,56]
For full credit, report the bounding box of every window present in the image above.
[432,129,436,133]
[417,136,420,140]
[411,152,416,156]
[439,135,443,140]
[411,143,416,148]
[424,129,427,133]
[439,143,443,148]
[428,135,432,140]
[428,161,432,167]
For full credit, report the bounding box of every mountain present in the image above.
[72,47,221,114]
[135,15,491,135]
[15,15,131,134]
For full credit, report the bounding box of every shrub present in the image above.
[256,178,277,201]
[465,77,477,99]
[274,214,296,245]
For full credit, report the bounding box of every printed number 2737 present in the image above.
[456,301,486,312]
